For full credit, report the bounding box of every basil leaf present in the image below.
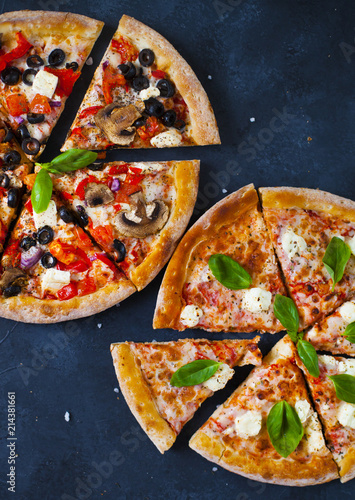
[267,401,304,458]
[31,169,53,214]
[38,149,98,174]
[328,374,355,404]
[170,360,221,387]
[322,237,351,291]
[297,339,320,378]
[341,322,355,344]
[273,294,299,339]
[208,254,252,290]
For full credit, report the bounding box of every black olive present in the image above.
[145,97,164,117]
[3,128,14,143]
[7,188,20,208]
[133,116,147,129]
[3,284,21,297]
[37,226,54,245]
[4,150,21,169]
[1,66,21,85]
[120,129,135,136]
[132,75,149,92]
[27,55,44,68]
[139,48,155,67]
[156,79,175,98]
[48,48,66,67]
[118,62,136,80]
[27,113,44,124]
[58,206,74,223]
[20,236,37,251]
[113,239,126,263]
[161,109,177,127]
[66,61,79,71]
[22,68,37,86]
[18,124,30,141]
[22,138,40,156]
[0,173,10,188]
[76,205,89,227]
[174,119,186,132]
[88,162,104,171]
[41,252,57,269]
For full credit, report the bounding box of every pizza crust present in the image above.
[339,446,355,483]
[110,343,176,454]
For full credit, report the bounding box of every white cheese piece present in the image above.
[41,269,70,292]
[339,301,355,324]
[304,413,325,452]
[337,401,355,429]
[234,411,262,438]
[150,129,182,148]
[129,162,166,174]
[202,364,234,392]
[281,227,307,259]
[346,235,355,256]
[117,203,131,211]
[85,205,109,226]
[32,69,58,99]
[338,358,355,376]
[242,288,272,313]
[318,354,339,371]
[180,305,203,327]
[139,86,160,100]
[295,399,312,425]
[33,200,57,230]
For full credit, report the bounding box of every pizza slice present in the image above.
[61,15,220,151]
[305,299,355,356]
[110,337,262,453]
[260,187,355,329]
[0,11,103,159]
[189,335,338,486]
[0,191,135,323]
[153,184,286,333]
[50,159,199,290]
[296,352,355,482]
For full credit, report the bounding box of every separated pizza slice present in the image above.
[111,337,262,453]
[50,159,199,290]
[0,191,135,323]
[305,299,355,356]
[189,335,338,486]
[153,184,286,333]
[296,352,355,482]
[61,15,220,151]
[260,187,355,330]
[0,11,103,159]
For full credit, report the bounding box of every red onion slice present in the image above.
[110,178,120,192]
[20,246,43,269]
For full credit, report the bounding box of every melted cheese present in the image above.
[202,364,234,392]
[295,399,312,424]
[180,305,203,327]
[337,401,355,429]
[242,288,272,313]
[150,129,182,148]
[339,301,355,323]
[281,227,307,259]
[33,200,57,230]
[234,411,262,438]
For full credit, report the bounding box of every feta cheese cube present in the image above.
[180,305,203,327]
[281,227,307,259]
[41,269,70,292]
[242,288,272,313]
[33,200,57,230]
[139,86,160,100]
[32,69,58,99]
[234,411,262,438]
[202,364,234,392]
[150,129,182,148]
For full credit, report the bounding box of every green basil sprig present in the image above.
[341,322,355,344]
[170,359,221,387]
[328,374,355,404]
[267,401,304,458]
[208,254,252,290]
[273,294,319,377]
[322,237,351,291]
[31,149,98,214]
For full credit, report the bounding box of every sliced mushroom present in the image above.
[115,191,169,238]
[94,103,142,144]
[0,268,27,290]
[85,182,114,207]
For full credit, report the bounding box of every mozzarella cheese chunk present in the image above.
[295,399,312,424]
[338,358,355,376]
[139,87,160,100]
[150,129,182,148]
[347,235,355,256]
[180,305,203,327]
[242,288,272,313]
[337,401,355,429]
[318,354,339,371]
[281,227,307,259]
[304,414,325,452]
[41,269,70,292]
[339,301,355,323]
[33,200,57,230]
[234,411,262,438]
[32,70,58,99]
[202,364,234,392]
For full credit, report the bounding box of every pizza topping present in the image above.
[22,68,37,86]
[295,399,312,424]
[118,62,137,80]
[201,363,234,392]
[20,236,36,252]
[139,86,160,101]
[0,32,32,72]
[150,129,182,148]
[303,413,325,453]
[27,55,44,68]
[138,48,155,67]
[32,69,59,99]
[242,287,272,313]
[322,236,351,291]
[267,401,304,457]
[208,254,252,290]
[20,246,43,270]
[27,113,45,124]
[37,226,55,246]
[0,173,10,188]
[58,206,74,224]
[338,358,355,376]
[113,239,126,263]
[132,75,150,92]
[41,268,70,292]
[0,268,26,294]
[1,66,21,85]
[346,235,355,255]
[33,200,57,230]
[234,411,262,438]
[22,137,40,156]
[156,79,175,98]
[339,301,355,323]
[161,110,177,127]
[170,359,222,387]
[94,103,142,144]
[7,188,20,208]
[6,93,29,116]
[66,61,79,72]
[145,97,164,117]
[48,49,66,67]
[180,305,203,327]
[85,183,114,207]
[4,150,21,169]
[281,227,307,259]
[337,401,355,429]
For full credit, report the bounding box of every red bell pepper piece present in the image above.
[57,282,78,301]
[77,276,96,296]
[44,67,81,97]
[95,253,117,273]
[29,94,51,114]
[102,64,126,104]
[151,70,166,79]
[6,93,29,116]
[108,163,129,175]
[111,37,138,62]
[78,106,104,120]
[25,198,33,214]
[0,32,32,72]
[75,175,99,200]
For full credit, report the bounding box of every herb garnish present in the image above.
[322,237,351,291]
[267,401,304,458]
[208,254,252,290]
[170,359,221,387]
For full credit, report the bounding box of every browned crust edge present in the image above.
[153,183,257,329]
[0,280,136,324]
[110,343,177,454]
[130,160,200,290]
[339,446,355,483]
